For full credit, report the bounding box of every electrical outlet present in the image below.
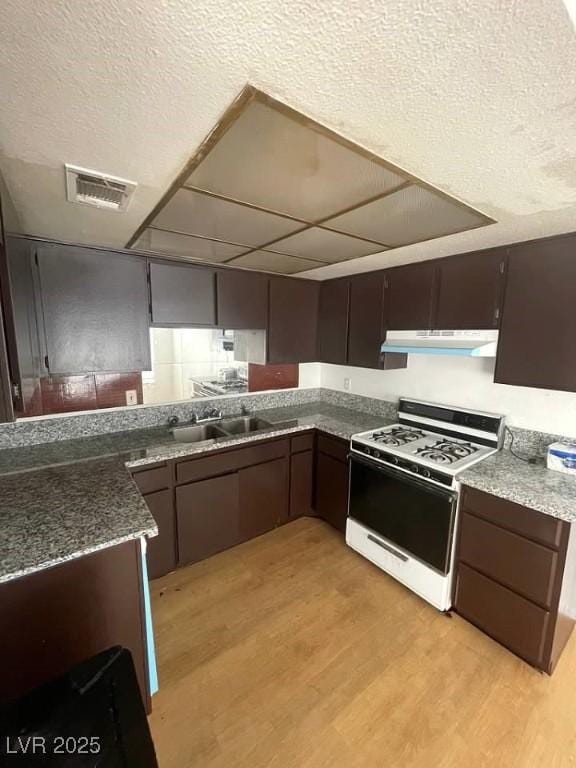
[344,378,351,391]
[125,389,138,406]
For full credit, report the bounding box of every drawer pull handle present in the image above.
[367,534,409,562]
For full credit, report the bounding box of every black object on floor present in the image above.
[0,646,158,766]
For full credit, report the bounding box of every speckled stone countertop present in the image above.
[125,402,389,469]
[0,458,157,584]
[460,452,576,523]
[0,402,390,585]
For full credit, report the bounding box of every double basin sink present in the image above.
[171,416,274,445]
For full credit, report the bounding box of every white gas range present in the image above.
[346,399,504,611]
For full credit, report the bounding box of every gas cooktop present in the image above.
[350,399,504,487]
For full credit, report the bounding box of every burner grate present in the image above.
[372,427,426,447]
[416,439,479,464]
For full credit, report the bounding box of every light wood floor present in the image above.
[149,518,576,767]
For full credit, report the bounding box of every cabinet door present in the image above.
[347,273,384,368]
[150,261,216,326]
[36,245,150,374]
[6,238,43,417]
[315,452,349,533]
[268,277,319,363]
[142,489,176,580]
[176,473,240,566]
[217,269,268,329]
[0,302,12,423]
[318,279,349,364]
[0,199,16,421]
[239,458,288,539]
[495,236,576,391]
[434,249,506,330]
[289,450,314,519]
[385,262,436,330]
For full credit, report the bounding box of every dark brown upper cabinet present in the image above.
[0,309,12,423]
[267,277,319,363]
[216,268,268,329]
[434,249,507,330]
[149,260,216,326]
[495,235,576,391]
[0,199,18,422]
[318,278,350,365]
[384,262,437,330]
[36,244,150,375]
[347,272,385,368]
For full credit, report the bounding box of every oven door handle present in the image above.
[367,534,409,562]
[348,453,457,502]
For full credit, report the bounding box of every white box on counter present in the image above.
[547,442,576,475]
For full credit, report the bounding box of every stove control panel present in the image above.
[350,442,454,487]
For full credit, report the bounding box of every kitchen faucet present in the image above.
[194,407,223,423]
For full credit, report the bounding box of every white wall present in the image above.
[298,363,322,389]
[319,357,576,436]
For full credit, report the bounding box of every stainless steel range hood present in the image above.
[381,330,499,357]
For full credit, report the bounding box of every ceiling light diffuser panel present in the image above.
[325,184,488,246]
[153,188,304,247]
[266,227,386,262]
[229,250,327,274]
[128,88,494,274]
[146,229,250,261]
[185,100,406,221]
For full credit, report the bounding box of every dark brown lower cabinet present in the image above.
[132,463,175,579]
[456,563,551,668]
[314,435,349,533]
[0,539,149,709]
[176,473,240,567]
[134,432,349,578]
[239,458,288,540]
[289,450,314,519]
[142,489,177,579]
[455,486,574,674]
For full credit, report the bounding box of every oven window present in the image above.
[348,458,455,573]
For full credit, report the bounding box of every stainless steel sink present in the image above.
[171,423,228,443]
[218,416,273,435]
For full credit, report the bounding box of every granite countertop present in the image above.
[0,402,389,585]
[460,451,576,523]
[3,395,576,585]
[0,458,157,584]
[125,402,389,469]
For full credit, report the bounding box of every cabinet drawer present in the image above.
[132,464,170,495]
[317,433,348,463]
[459,512,558,608]
[462,486,563,549]
[291,433,314,454]
[455,563,549,667]
[176,439,289,485]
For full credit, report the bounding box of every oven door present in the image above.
[348,455,457,574]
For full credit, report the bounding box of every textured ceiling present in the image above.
[1,0,576,279]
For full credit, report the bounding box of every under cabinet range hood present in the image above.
[381,330,499,357]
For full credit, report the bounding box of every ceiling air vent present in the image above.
[65,164,137,212]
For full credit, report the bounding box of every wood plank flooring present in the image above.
[149,518,576,767]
